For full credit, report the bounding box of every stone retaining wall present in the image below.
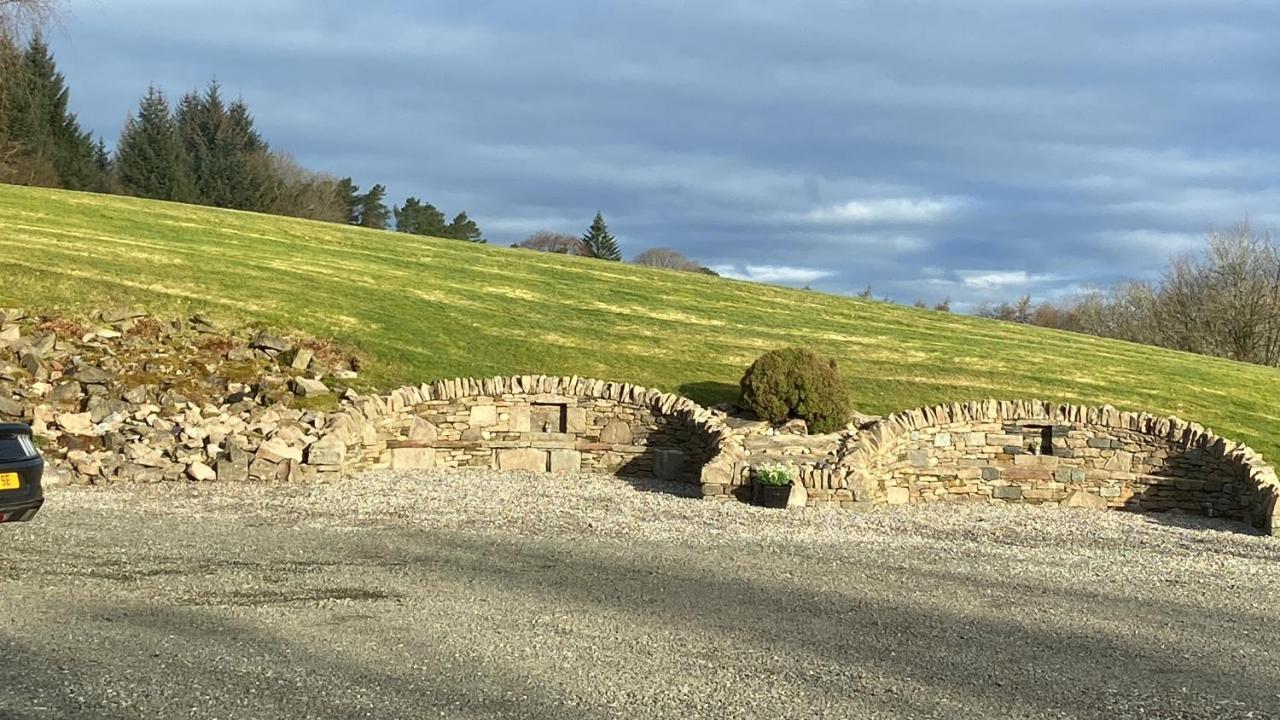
[697,399,1278,534]
[829,400,1280,533]
[317,376,729,482]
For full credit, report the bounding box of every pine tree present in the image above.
[445,211,485,243]
[336,177,362,224]
[581,212,620,260]
[176,81,271,210]
[115,86,192,201]
[1,35,100,189]
[91,137,112,191]
[357,184,390,229]
[393,196,446,236]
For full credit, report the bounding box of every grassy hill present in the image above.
[3,183,1279,458]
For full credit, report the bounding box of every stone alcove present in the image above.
[332,376,728,484]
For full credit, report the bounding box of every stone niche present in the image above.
[530,403,567,433]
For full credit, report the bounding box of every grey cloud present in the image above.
[46,0,1280,307]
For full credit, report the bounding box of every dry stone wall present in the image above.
[827,400,1280,533]
[7,305,1270,537]
[320,376,728,482]
[698,400,1278,535]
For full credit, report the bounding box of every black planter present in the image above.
[753,481,792,509]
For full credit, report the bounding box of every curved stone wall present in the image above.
[291,379,1277,536]
[320,375,730,482]
[833,400,1280,532]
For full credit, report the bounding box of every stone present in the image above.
[255,438,304,464]
[599,420,634,445]
[306,436,346,466]
[290,348,314,371]
[27,333,55,356]
[549,449,582,473]
[390,447,437,470]
[18,350,42,377]
[125,443,165,468]
[787,480,808,509]
[73,366,115,385]
[248,458,283,481]
[186,461,217,482]
[56,412,94,435]
[1098,486,1123,498]
[216,457,249,483]
[496,448,547,472]
[407,417,438,445]
[993,486,1024,500]
[0,395,22,418]
[509,405,532,432]
[249,331,291,353]
[933,432,952,448]
[652,448,686,480]
[0,325,18,344]
[965,432,987,446]
[291,377,330,397]
[1103,450,1134,472]
[468,404,497,428]
[907,449,930,468]
[565,407,588,434]
[700,461,734,485]
[1061,490,1108,510]
[886,486,910,505]
[981,466,1001,481]
[778,418,808,435]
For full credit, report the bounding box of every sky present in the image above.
[45,0,1280,310]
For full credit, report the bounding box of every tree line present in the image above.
[513,212,718,273]
[0,21,485,241]
[977,223,1280,368]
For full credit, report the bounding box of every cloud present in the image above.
[711,265,834,284]
[957,271,1065,290]
[805,197,972,225]
[44,0,1280,310]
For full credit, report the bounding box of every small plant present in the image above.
[739,347,853,434]
[753,462,793,486]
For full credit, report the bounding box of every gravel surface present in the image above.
[3,470,1279,719]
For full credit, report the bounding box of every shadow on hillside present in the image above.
[675,380,738,407]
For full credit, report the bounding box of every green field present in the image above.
[3,183,1279,457]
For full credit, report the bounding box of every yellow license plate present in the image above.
[0,472,19,491]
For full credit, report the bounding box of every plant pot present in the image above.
[753,481,792,509]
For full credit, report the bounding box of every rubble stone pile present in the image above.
[0,308,360,486]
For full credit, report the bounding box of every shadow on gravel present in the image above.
[0,605,602,720]
[3,526,1278,719]
[343,530,1280,719]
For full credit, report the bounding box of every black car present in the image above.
[0,423,43,523]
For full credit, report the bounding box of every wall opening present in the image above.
[531,403,567,433]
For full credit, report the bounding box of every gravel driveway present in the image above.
[3,470,1279,719]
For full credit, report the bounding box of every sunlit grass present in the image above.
[3,183,1279,457]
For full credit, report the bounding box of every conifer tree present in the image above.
[1,34,99,188]
[357,183,390,229]
[393,196,446,236]
[445,211,485,243]
[175,81,270,210]
[580,212,620,260]
[336,177,362,224]
[115,86,192,201]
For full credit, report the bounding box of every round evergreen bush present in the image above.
[739,347,852,434]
